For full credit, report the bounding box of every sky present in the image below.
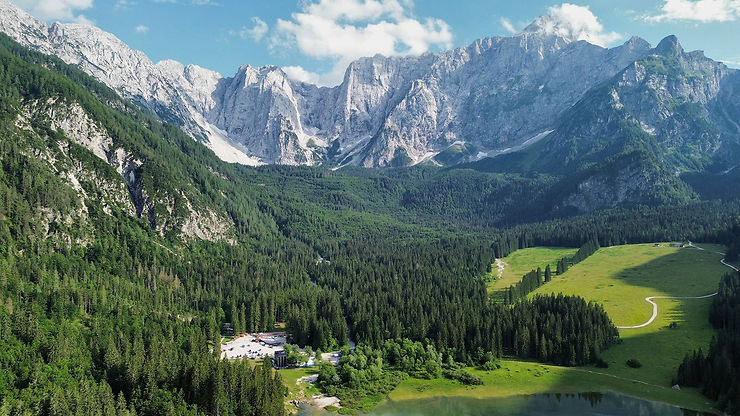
[10,0,740,86]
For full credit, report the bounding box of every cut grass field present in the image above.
[487,247,578,295]
[530,243,729,390]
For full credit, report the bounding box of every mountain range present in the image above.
[1,0,740,215]
[4,3,740,413]
[2,0,735,171]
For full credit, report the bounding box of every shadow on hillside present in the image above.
[543,245,730,414]
[604,245,726,297]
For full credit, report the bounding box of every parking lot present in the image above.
[220,332,286,360]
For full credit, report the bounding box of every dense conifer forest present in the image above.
[677,270,740,413]
[1,32,740,415]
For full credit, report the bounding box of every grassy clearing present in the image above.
[487,247,578,294]
[390,360,718,413]
[388,243,728,414]
[529,243,728,388]
[281,367,320,401]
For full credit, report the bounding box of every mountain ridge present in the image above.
[0,0,653,167]
[2,0,739,214]
[464,34,740,211]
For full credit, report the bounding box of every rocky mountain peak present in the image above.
[623,36,652,51]
[520,13,582,44]
[0,0,698,169]
[654,35,683,57]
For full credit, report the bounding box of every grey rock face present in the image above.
[545,35,738,173]
[0,0,656,167]
[532,36,740,211]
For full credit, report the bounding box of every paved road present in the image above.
[616,242,737,330]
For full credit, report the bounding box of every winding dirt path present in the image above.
[616,242,738,330]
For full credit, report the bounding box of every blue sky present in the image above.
[11,0,740,85]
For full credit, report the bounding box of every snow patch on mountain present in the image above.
[0,0,652,168]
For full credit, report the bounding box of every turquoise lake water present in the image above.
[296,392,713,415]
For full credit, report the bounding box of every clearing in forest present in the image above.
[487,247,577,295]
[530,243,729,387]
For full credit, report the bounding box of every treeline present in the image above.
[501,294,618,365]
[486,202,740,259]
[572,239,600,263]
[555,258,569,274]
[505,240,600,304]
[317,294,617,409]
[505,268,546,304]
[676,272,740,414]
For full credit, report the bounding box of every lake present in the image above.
[296,392,713,415]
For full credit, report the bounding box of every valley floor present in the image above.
[285,243,734,414]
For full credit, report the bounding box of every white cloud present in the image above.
[646,0,740,22]
[230,17,269,41]
[282,66,322,84]
[500,17,517,34]
[135,24,149,33]
[272,0,453,86]
[302,0,405,22]
[537,3,623,47]
[74,14,94,25]
[114,0,136,10]
[153,0,217,4]
[14,0,93,23]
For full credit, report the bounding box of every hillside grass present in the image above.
[530,243,729,387]
[487,247,578,294]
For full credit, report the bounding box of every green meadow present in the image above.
[487,247,578,295]
[285,244,730,414]
[530,243,729,387]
